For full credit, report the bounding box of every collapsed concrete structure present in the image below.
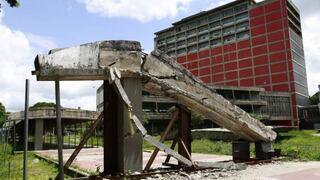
[33,40,276,174]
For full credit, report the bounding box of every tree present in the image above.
[0,102,7,126]
[309,92,320,105]
[31,102,56,108]
[4,0,19,7]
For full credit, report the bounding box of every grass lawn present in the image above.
[144,130,320,161]
[0,144,70,179]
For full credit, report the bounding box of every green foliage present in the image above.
[31,102,56,108]
[309,92,319,105]
[273,130,320,161]
[0,144,64,179]
[5,0,20,7]
[0,102,7,126]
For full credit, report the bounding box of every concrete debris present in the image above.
[33,40,276,142]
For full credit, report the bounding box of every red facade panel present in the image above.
[223,43,236,52]
[265,1,281,12]
[266,11,282,22]
[238,49,252,59]
[240,68,253,78]
[213,74,224,82]
[239,58,252,68]
[188,61,198,69]
[254,65,269,75]
[268,31,284,42]
[212,64,223,73]
[251,25,266,36]
[226,71,237,79]
[199,67,211,76]
[240,79,254,87]
[269,41,285,52]
[237,40,251,49]
[254,55,268,65]
[252,35,267,46]
[250,16,265,27]
[199,49,210,58]
[270,51,286,62]
[267,20,283,32]
[273,84,289,92]
[272,73,288,83]
[177,56,186,63]
[253,45,268,56]
[249,6,264,17]
[271,62,287,73]
[187,52,198,61]
[200,75,211,83]
[191,70,199,76]
[212,56,223,64]
[255,76,270,85]
[226,80,239,86]
[225,62,237,71]
[211,46,222,55]
[199,58,210,67]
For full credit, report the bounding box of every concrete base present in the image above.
[255,142,274,160]
[232,141,250,162]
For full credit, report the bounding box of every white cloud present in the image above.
[77,0,195,22]
[0,14,101,112]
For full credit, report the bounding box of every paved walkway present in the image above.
[35,148,231,172]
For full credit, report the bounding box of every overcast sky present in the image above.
[0,0,319,112]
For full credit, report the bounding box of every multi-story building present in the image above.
[154,0,308,126]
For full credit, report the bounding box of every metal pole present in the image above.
[23,79,29,180]
[55,80,64,180]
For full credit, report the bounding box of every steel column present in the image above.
[55,80,64,180]
[23,79,29,180]
[178,106,191,165]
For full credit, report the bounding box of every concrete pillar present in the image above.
[255,142,274,160]
[232,141,250,162]
[34,119,44,150]
[104,78,142,174]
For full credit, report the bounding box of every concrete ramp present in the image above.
[33,40,276,142]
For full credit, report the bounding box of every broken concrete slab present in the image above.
[33,40,276,142]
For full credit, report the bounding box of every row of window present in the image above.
[174,31,250,55]
[260,95,291,116]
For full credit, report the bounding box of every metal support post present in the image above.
[55,80,64,180]
[23,79,29,180]
[178,106,191,165]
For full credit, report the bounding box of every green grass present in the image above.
[143,130,320,161]
[273,130,320,160]
[0,144,70,179]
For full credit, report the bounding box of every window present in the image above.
[210,21,221,29]
[211,30,221,37]
[187,21,197,29]
[199,42,209,49]
[187,37,197,44]
[199,18,208,25]
[177,33,186,40]
[167,43,175,49]
[211,38,222,46]
[223,26,235,35]
[188,45,197,52]
[167,36,175,42]
[223,17,234,26]
[234,4,248,14]
[187,29,197,36]
[209,13,220,22]
[235,12,248,22]
[222,8,233,17]
[177,40,186,47]
[224,34,236,43]
[237,31,250,40]
[177,48,186,55]
[236,21,249,32]
[198,34,209,41]
[198,25,209,33]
